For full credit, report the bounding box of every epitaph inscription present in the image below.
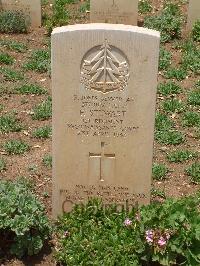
[66,94,139,138]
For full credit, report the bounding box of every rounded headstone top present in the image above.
[52,23,160,39]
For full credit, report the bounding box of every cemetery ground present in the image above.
[0,0,200,265]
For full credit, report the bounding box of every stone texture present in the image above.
[90,0,139,25]
[52,24,160,217]
[0,0,41,28]
[187,0,200,31]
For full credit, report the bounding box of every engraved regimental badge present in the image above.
[80,39,129,94]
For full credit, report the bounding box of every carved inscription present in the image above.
[67,95,139,137]
[60,184,147,213]
[80,39,129,93]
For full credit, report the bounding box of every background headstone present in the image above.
[0,0,41,28]
[90,0,139,25]
[187,0,200,31]
[52,24,160,217]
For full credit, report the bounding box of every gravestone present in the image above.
[187,0,200,31]
[52,24,160,217]
[90,0,139,25]
[0,0,41,28]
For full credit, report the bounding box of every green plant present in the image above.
[138,0,152,14]
[155,130,185,145]
[0,157,6,172]
[0,67,24,81]
[0,40,27,53]
[24,49,50,73]
[79,0,90,13]
[165,67,187,80]
[151,188,166,199]
[32,126,52,139]
[192,19,200,42]
[188,88,200,106]
[144,3,183,42]
[182,111,200,127]
[3,140,30,155]
[0,10,30,33]
[45,0,70,35]
[42,154,52,168]
[55,195,200,265]
[186,162,200,184]
[0,52,14,65]
[15,84,47,95]
[0,178,51,258]
[167,150,198,163]
[155,112,173,131]
[152,163,168,180]
[0,114,22,133]
[157,81,182,96]
[159,47,171,71]
[181,41,200,75]
[32,97,52,120]
[162,99,185,113]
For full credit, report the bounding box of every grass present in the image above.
[182,112,200,127]
[0,114,22,133]
[144,2,183,43]
[15,84,47,95]
[24,49,50,73]
[155,112,173,131]
[3,140,30,155]
[0,53,14,65]
[32,126,52,139]
[157,81,182,96]
[0,158,6,172]
[192,19,200,42]
[152,163,168,180]
[167,150,198,163]
[188,89,200,107]
[155,130,185,145]
[181,41,200,75]
[0,67,24,81]
[186,162,200,184]
[162,99,185,113]
[43,154,52,168]
[138,0,152,14]
[159,47,171,71]
[151,188,166,199]
[165,67,187,81]
[0,40,27,53]
[32,97,52,120]
[0,10,30,34]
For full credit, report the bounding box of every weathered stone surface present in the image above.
[187,0,200,31]
[90,0,139,25]
[0,0,41,28]
[52,24,160,217]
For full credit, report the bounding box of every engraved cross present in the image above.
[89,142,115,182]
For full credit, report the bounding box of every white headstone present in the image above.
[52,24,160,217]
[187,0,200,31]
[90,0,139,25]
[0,0,41,28]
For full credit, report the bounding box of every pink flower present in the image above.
[158,236,167,247]
[145,229,154,244]
[124,218,132,227]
